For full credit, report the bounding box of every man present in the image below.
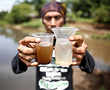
[12,1,95,90]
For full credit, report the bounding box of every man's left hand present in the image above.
[69,35,88,66]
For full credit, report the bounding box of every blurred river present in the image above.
[80,30,110,72]
[0,27,110,90]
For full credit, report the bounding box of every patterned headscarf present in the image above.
[41,1,66,23]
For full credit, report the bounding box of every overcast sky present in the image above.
[0,0,24,12]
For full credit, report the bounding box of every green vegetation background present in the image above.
[0,0,110,39]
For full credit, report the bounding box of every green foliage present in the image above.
[0,12,12,26]
[4,13,14,24]
[32,0,46,17]
[100,86,106,90]
[67,12,93,23]
[10,3,34,24]
[66,12,76,22]
[21,19,42,28]
[92,33,110,40]
[65,0,92,18]
[65,0,110,23]
[0,20,8,27]
[0,11,8,20]
[1,0,110,25]
[93,5,110,23]
[76,10,83,17]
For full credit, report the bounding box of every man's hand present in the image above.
[69,35,88,66]
[17,36,40,67]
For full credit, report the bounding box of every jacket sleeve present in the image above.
[11,53,28,74]
[79,50,95,73]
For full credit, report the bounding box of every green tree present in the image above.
[32,0,46,17]
[65,0,92,18]
[65,0,110,23]
[0,11,8,20]
[20,0,47,17]
[93,5,110,23]
[10,3,33,24]
[5,13,13,23]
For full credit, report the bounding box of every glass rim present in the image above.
[30,32,54,38]
[52,27,79,31]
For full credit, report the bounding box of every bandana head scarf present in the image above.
[41,1,66,23]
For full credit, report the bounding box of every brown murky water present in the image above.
[0,27,110,90]
[80,30,110,71]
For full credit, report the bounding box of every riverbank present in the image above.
[69,22,110,33]
[6,22,110,40]
[6,22,110,33]
[74,68,110,90]
[6,24,43,32]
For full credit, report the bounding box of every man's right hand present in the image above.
[17,36,40,67]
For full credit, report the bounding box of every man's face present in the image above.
[42,11,64,33]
